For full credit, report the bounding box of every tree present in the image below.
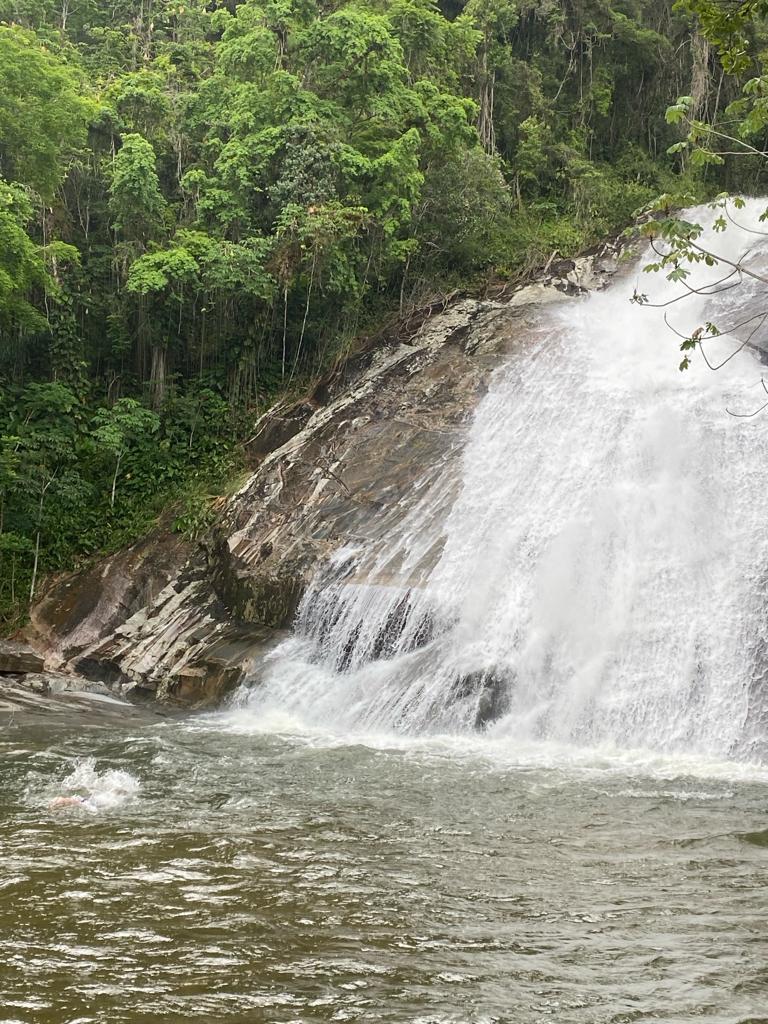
[0,181,49,332]
[0,26,92,199]
[91,398,159,508]
[109,133,166,246]
[109,132,169,405]
[5,382,82,600]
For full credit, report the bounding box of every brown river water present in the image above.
[1,714,767,1024]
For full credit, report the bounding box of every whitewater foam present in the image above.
[228,199,768,765]
[51,758,140,812]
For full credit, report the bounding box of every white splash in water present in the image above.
[54,758,140,812]
[233,200,768,762]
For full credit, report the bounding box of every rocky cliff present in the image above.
[24,250,620,706]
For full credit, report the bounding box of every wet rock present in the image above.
[19,673,49,695]
[450,668,511,729]
[163,624,282,706]
[74,657,132,689]
[15,672,112,697]
[24,529,193,670]
[246,400,319,459]
[0,640,44,674]
[475,675,510,730]
[27,249,620,706]
[0,676,177,727]
[211,541,310,629]
[333,598,436,672]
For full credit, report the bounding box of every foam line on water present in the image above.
[200,708,768,786]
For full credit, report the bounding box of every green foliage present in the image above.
[635,1,768,372]
[109,133,167,244]
[0,0,743,625]
[0,181,49,331]
[0,379,243,620]
[678,0,768,73]
[0,26,92,199]
[92,397,160,506]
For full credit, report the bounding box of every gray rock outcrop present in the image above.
[24,245,621,706]
[0,640,44,674]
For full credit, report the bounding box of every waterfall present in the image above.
[236,201,768,761]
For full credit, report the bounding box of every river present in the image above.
[2,716,767,1023]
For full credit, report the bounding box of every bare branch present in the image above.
[638,241,744,307]
[689,239,768,286]
[724,205,768,236]
[683,116,768,159]
[727,397,768,417]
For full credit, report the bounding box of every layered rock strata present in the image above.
[25,249,620,705]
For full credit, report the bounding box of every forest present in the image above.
[0,0,765,626]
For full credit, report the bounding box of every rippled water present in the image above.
[2,716,767,1023]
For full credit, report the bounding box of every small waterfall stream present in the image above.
[236,202,768,760]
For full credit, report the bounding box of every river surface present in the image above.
[2,715,767,1024]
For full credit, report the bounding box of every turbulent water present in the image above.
[236,200,768,761]
[4,202,768,1023]
[3,722,768,1024]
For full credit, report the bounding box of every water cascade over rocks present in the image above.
[235,202,768,761]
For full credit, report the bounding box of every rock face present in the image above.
[25,247,621,706]
[27,529,193,671]
[0,640,44,674]
[0,674,178,727]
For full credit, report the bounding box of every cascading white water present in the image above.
[236,201,768,760]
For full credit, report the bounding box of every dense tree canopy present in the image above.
[0,0,762,624]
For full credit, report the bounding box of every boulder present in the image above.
[0,640,44,674]
[16,672,113,697]
[0,675,177,727]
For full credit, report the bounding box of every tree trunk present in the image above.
[110,451,123,508]
[29,477,52,603]
[149,344,167,411]
[477,42,496,154]
[29,529,41,604]
[281,286,288,381]
[690,31,711,122]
